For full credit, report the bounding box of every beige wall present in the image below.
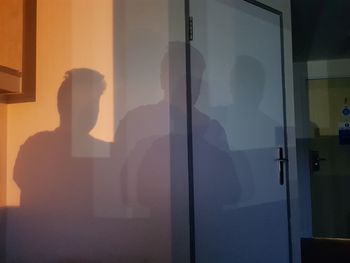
[309,78,350,136]
[0,100,5,263]
[6,0,178,207]
[307,59,350,137]
[0,102,6,207]
[308,59,350,79]
[6,0,114,206]
[5,0,185,261]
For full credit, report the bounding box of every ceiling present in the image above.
[292,0,350,61]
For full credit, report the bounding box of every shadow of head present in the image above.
[231,55,266,105]
[57,68,106,133]
[160,41,206,108]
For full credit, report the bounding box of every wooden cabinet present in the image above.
[0,0,36,103]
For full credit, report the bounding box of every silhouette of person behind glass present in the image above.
[12,68,109,261]
[214,55,279,150]
[113,42,240,262]
[113,42,231,214]
[209,56,289,262]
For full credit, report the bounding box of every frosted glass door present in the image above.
[189,0,290,262]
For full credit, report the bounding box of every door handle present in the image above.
[276,147,288,185]
[311,150,327,172]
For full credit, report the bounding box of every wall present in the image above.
[0,102,6,205]
[6,0,115,207]
[5,0,187,261]
[309,78,350,136]
[308,59,350,79]
[0,101,7,261]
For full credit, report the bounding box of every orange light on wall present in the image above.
[6,0,114,207]
[0,0,36,102]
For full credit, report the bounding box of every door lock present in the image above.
[311,150,326,172]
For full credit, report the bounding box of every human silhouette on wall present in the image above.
[11,68,110,261]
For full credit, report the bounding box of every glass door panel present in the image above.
[189,0,290,262]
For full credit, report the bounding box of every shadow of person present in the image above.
[9,69,110,261]
[111,42,240,262]
[112,41,234,212]
[210,55,282,205]
[215,55,280,149]
[208,56,290,262]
